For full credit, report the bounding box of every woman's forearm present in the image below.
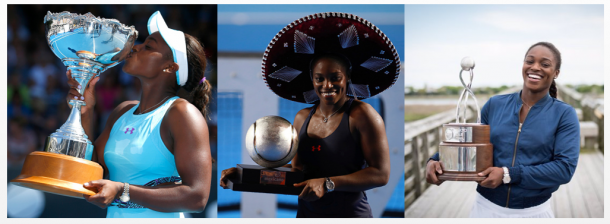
[330,166,389,192]
[125,183,209,213]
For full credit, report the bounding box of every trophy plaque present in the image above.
[437,57,493,181]
[226,116,305,195]
[11,11,137,198]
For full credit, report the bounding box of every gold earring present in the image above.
[163,69,168,72]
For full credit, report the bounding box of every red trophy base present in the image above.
[11,151,103,199]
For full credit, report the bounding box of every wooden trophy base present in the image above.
[439,123,493,182]
[11,151,103,199]
[227,164,304,195]
[438,172,485,181]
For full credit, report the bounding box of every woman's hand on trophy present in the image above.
[66,70,100,114]
[219,167,238,189]
[425,160,445,186]
[477,167,504,189]
[83,179,123,209]
[294,178,325,201]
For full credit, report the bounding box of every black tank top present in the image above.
[296,99,372,218]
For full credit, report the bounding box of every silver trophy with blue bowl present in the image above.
[11,11,138,198]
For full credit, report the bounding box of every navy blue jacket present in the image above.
[431,91,580,208]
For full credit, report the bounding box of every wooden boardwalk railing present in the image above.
[404,150,604,218]
[404,84,604,217]
[404,87,520,208]
[558,84,604,152]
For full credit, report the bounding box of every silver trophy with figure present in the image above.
[11,11,138,198]
[437,57,494,181]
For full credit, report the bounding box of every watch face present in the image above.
[120,195,130,203]
[325,179,334,191]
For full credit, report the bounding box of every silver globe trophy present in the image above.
[11,11,137,198]
[227,116,304,195]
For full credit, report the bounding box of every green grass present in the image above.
[405,113,437,122]
[405,104,455,122]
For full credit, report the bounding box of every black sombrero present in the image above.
[262,12,401,104]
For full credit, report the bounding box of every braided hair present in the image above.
[181,33,212,119]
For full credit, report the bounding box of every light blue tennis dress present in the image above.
[104,96,183,218]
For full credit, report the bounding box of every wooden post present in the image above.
[411,136,422,198]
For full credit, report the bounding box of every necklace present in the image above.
[136,96,171,115]
[521,98,533,111]
[321,101,346,123]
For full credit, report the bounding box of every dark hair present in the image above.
[309,53,352,79]
[182,33,212,119]
[525,42,561,98]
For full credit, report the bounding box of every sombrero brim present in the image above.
[262,12,401,104]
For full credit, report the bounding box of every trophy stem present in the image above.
[43,58,102,160]
[455,69,482,123]
[46,100,93,160]
[63,58,104,95]
[60,100,88,138]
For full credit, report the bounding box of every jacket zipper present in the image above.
[506,104,527,208]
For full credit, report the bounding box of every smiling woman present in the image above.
[522,43,561,99]
[291,54,389,217]
[66,11,213,218]
[310,54,351,109]
[219,12,401,218]
[426,42,580,218]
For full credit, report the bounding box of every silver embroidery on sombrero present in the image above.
[294,30,315,54]
[346,83,371,99]
[338,24,359,49]
[268,66,302,82]
[360,56,393,72]
[111,176,181,209]
[303,89,320,104]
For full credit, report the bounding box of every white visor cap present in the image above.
[147,11,188,86]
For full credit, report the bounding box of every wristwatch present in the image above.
[120,183,130,203]
[502,167,511,184]
[324,177,335,193]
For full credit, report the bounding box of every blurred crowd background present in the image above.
[7,5,217,218]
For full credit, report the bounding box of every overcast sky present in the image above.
[404,5,604,88]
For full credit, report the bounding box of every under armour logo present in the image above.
[311,145,321,151]
[124,128,135,134]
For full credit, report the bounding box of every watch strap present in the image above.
[502,167,510,184]
[120,182,130,203]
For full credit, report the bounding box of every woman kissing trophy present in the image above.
[11,11,137,198]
